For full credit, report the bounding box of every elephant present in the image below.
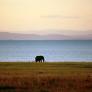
[35,56,45,62]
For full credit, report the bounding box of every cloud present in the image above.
[40,15,80,19]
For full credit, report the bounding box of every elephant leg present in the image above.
[42,59,44,62]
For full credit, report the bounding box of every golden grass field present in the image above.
[0,62,92,92]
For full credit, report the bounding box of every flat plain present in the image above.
[0,62,92,92]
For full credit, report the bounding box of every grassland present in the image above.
[0,62,92,92]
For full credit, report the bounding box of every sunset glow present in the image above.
[0,0,92,35]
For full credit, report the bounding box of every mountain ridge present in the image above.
[0,32,92,40]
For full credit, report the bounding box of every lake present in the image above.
[0,40,92,62]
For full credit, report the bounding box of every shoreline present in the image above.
[0,61,92,63]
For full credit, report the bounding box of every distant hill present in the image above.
[0,32,92,40]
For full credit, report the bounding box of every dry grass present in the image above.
[0,62,92,92]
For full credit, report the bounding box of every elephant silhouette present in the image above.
[35,56,45,62]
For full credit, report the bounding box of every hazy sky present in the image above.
[0,0,92,35]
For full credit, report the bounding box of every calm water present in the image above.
[0,40,92,62]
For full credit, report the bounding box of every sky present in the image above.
[0,0,92,36]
